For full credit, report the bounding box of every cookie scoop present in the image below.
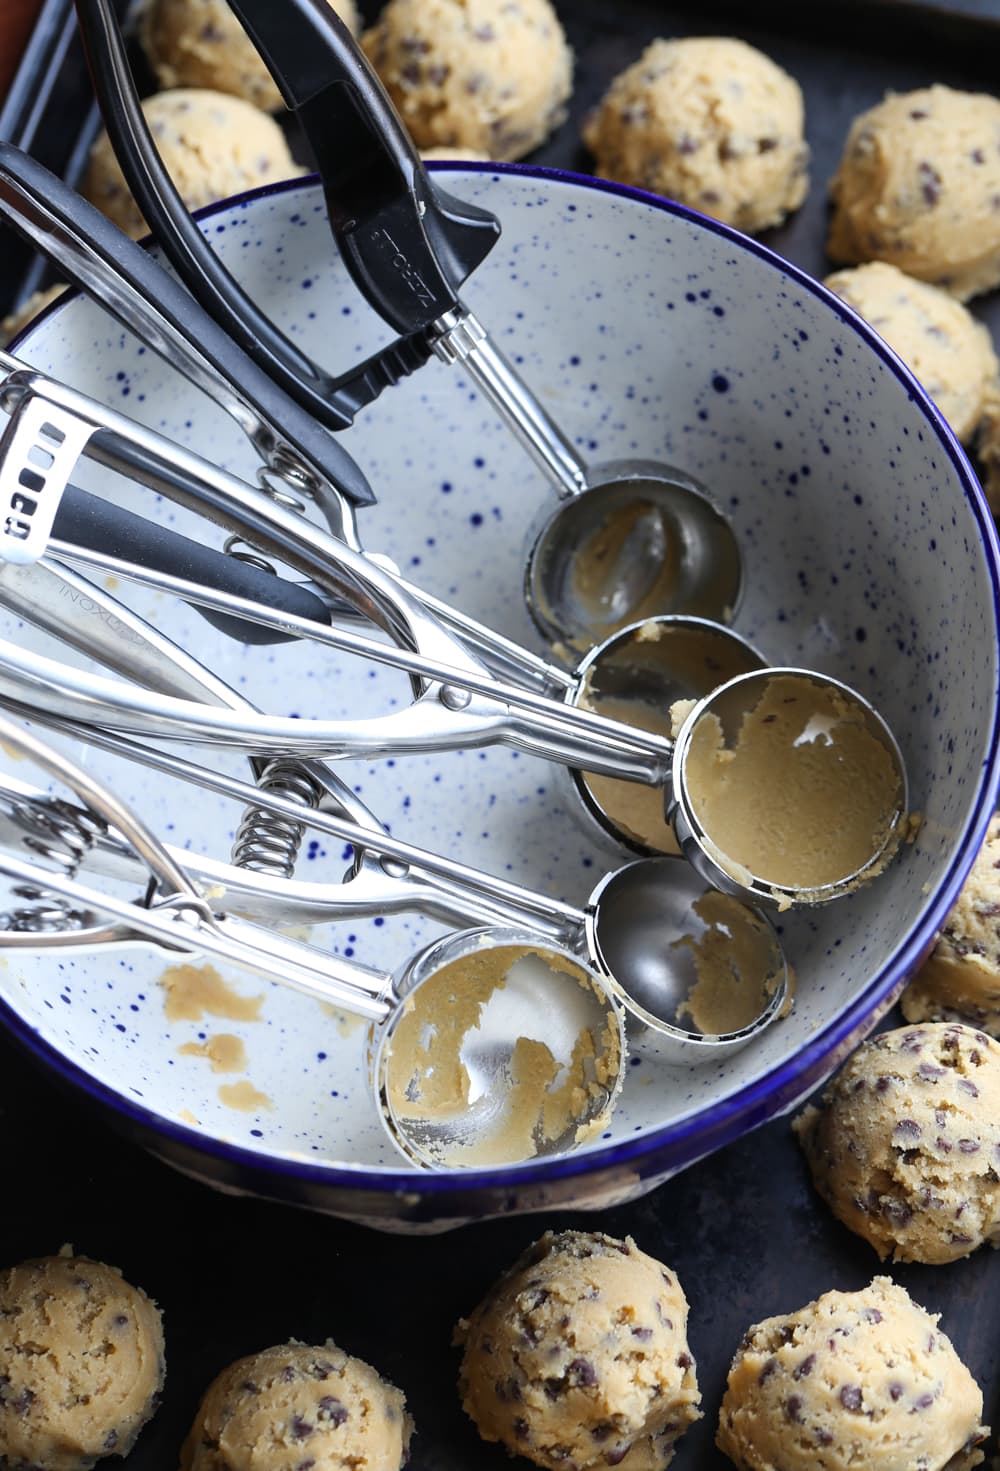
[794,1022,1000,1264]
[455,1230,701,1470]
[717,1277,987,1471]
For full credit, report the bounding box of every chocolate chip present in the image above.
[241,1381,261,1395]
[495,1377,522,1403]
[958,1079,979,1097]
[591,1421,615,1442]
[631,1326,653,1341]
[876,1076,892,1093]
[785,1395,803,1422]
[758,137,777,153]
[816,1428,834,1445]
[317,1397,348,1427]
[910,108,929,119]
[677,135,699,155]
[473,23,496,39]
[794,1353,816,1379]
[959,1139,981,1153]
[863,1308,883,1323]
[913,1392,936,1410]
[290,1415,313,1440]
[918,1064,944,1080]
[840,1385,863,1411]
[567,1358,598,1388]
[512,1417,529,1439]
[894,1119,922,1140]
[677,1353,693,1370]
[759,1357,778,1384]
[890,1382,904,1400]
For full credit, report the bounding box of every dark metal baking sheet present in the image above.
[0,3,999,1469]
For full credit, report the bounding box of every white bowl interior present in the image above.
[1,169,997,1177]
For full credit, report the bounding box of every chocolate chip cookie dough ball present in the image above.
[976,393,1000,515]
[455,1230,701,1471]
[361,0,573,162]
[828,85,1000,301]
[140,0,360,113]
[823,262,1000,444]
[180,1341,412,1471]
[82,89,303,239]
[794,1022,1000,1264]
[582,37,808,234]
[0,1253,165,1471]
[717,1277,988,1471]
[902,816,1000,1030]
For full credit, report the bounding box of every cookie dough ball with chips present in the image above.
[361,0,573,162]
[717,1277,988,1471]
[824,262,1000,444]
[794,1022,1000,1264]
[140,0,361,113]
[455,1230,701,1470]
[582,37,809,234]
[82,88,303,239]
[0,1252,165,1471]
[827,85,1000,301]
[902,815,1000,1030]
[180,1341,412,1470]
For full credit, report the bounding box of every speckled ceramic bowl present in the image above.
[2,165,999,1231]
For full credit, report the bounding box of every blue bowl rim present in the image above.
[3,160,999,1204]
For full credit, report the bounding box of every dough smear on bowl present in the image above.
[0,1251,165,1471]
[717,1276,988,1471]
[582,36,809,234]
[455,1229,701,1470]
[140,0,361,112]
[901,815,1000,1033]
[824,262,1000,445]
[361,0,573,162]
[794,1021,1000,1264]
[827,84,1000,301]
[180,1340,412,1470]
[82,88,304,239]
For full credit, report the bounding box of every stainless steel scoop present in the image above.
[0,712,626,1170]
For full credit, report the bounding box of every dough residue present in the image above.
[218,1080,272,1113]
[674,892,785,1035]
[682,674,902,890]
[178,1033,247,1073]
[159,962,263,1023]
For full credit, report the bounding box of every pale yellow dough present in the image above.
[975,393,1000,515]
[455,1230,701,1471]
[794,1022,1000,1264]
[824,262,1000,444]
[361,0,573,162]
[180,1341,412,1470]
[0,1253,165,1471]
[83,89,303,239]
[582,37,808,234]
[902,815,1000,1032]
[828,85,1000,301]
[717,1277,988,1471]
[0,283,68,344]
[140,0,360,112]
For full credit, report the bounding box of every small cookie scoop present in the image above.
[717,1277,988,1471]
[902,815,1000,1033]
[180,1341,412,1470]
[824,262,1000,445]
[361,0,573,162]
[0,1252,165,1471]
[82,89,304,239]
[794,1022,1000,1264]
[140,0,361,113]
[827,84,1000,301]
[582,36,809,234]
[455,1230,701,1470]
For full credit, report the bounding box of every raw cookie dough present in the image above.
[824,262,1000,444]
[361,0,573,162]
[140,0,360,113]
[976,392,1000,515]
[455,1230,701,1471]
[827,85,1000,301]
[901,815,1000,1033]
[180,1341,412,1471]
[82,88,303,239]
[793,1022,1000,1264]
[0,283,68,345]
[717,1277,988,1471]
[0,1252,165,1471]
[582,37,809,234]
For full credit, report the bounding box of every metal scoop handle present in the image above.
[0,142,375,508]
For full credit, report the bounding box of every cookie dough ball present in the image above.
[361,0,573,162]
[828,85,1000,301]
[420,147,487,162]
[1,283,68,345]
[180,1341,412,1471]
[455,1230,701,1471]
[902,816,1000,1030]
[717,1277,987,1471]
[976,392,1000,515]
[0,1253,165,1471]
[582,37,808,234]
[794,1022,1000,1264]
[82,89,303,239]
[824,262,1000,443]
[140,0,360,113]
